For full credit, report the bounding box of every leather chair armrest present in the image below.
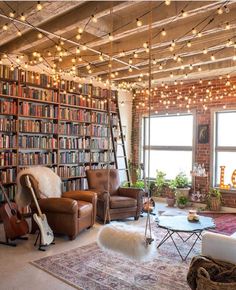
[62,190,97,204]
[34,198,78,214]
[118,187,144,199]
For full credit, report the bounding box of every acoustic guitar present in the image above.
[25,175,54,246]
[0,182,29,240]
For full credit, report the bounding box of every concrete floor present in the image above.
[0,202,186,290]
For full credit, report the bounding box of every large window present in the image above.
[214,111,236,187]
[143,114,194,179]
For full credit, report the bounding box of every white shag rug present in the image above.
[16,166,62,207]
[97,222,156,261]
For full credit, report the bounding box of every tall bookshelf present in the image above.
[0,65,118,202]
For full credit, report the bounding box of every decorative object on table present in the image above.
[198,124,209,144]
[25,175,54,251]
[17,167,97,241]
[187,210,199,222]
[191,163,208,202]
[177,194,188,209]
[0,181,29,247]
[206,188,222,211]
[172,172,190,198]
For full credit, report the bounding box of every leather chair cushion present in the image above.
[110,195,137,209]
[77,200,93,217]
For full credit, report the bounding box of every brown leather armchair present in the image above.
[19,174,97,240]
[86,169,143,222]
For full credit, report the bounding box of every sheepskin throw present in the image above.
[16,167,62,207]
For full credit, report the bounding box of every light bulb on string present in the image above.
[133,52,138,58]
[181,10,188,17]
[91,14,97,23]
[143,42,148,49]
[165,0,171,5]
[192,28,197,35]
[197,32,202,38]
[108,33,113,41]
[20,13,26,21]
[76,33,82,40]
[211,54,215,61]
[37,32,43,39]
[9,11,15,18]
[76,47,81,54]
[99,53,104,61]
[217,7,223,14]
[225,22,230,30]
[3,24,8,31]
[17,31,22,36]
[187,40,191,47]
[136,18,142,27]
[37,1,42,11]
[161,28,166,36]
[203,48,208,54]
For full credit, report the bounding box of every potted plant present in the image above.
[177,195,188,209]
[206,188,222,211]
[165,181,176,207]
[155,170,168,196]
[173,172,190,198]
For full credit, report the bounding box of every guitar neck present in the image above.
[25,177,43,218]
[0,182,13,207]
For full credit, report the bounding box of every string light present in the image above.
[108,33,113,41]
[165,0,171,5]
[181,10,188,17]
[192,28,197,35]
[9,11,15,18]
[203,48,208,54]
[161,28,166,36]
[217,7,223,14]
[136,18,142,27]
[99,53,104,61]
[197,32,202,38]
[76,33,82,40]
[133,52,138,58]
[20,13,26,21]
[225,22,230,30]
[91,14,97,23]
[187,40,192,47]
[211,54,215,61]
[76,47,81,54]
[37,32,43,39]
[37,1,42,11]
[3,24,8,31]
[17,31,22,36]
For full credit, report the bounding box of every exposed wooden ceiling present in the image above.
[0,1,235,87]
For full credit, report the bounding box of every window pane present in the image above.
[215,152,236,186]
[145,115,193,146]
[144,150,192,180]
[217,112,236,146]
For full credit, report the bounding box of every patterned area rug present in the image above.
[201,213,236,235]
[32,226,201,290]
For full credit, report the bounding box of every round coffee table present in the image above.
[156,215,215,261]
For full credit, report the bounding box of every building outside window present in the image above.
[142,114,194,180]
[214,110,236,188]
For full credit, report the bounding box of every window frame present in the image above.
[142,112,196,179]
[212,109,236,189]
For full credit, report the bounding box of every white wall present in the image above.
[117,90,133,160]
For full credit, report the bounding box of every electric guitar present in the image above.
[0,181,29,240]
[25,175,54,246]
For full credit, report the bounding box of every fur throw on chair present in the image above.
[16,167,62,207]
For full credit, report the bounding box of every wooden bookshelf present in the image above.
[0,64,118,201]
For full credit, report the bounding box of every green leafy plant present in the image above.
[172,172,189,188]
[206,188,222,210]
[122,180,145,189]
[177,195,188,206]
[155,170,168,195]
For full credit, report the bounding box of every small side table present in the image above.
[156,215,215,261]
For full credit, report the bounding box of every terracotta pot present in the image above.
[166,197,175,207]
[210,197,221,211]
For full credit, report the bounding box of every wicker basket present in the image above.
[197,267,236,290]
[210,197,221,211]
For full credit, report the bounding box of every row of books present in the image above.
[91,125,109,137]
[59,122,86,136]
[58,165,89,178]
[91,112,108,124]
[22,87,58,102]
[19,136,58,149]
[0,168,16,183]
[90,152,115,162]
[0,134,17,148]
[60,81,91,95]
[0,65,18,81]
[59,152,90,164]
[18,152,57,165]
[19,119,57,134]
[62,178,88,191]
[60,108,90,122]
[0,185,17,202]
[20,71,57,88]
[0,99,17,114]
[90,138,110,150]
[0,152,17,166]
[90,163,116,170]
[0,81,19,96]
[60,93,90,107]
[0,118,16,132]
[59,137,89,150]
[19,102,58,118]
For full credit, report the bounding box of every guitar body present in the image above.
[0,202,29,240]
[33,213,54,246]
